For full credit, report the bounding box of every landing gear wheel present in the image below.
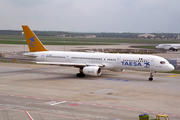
[149,77,153,81]
[149,71,154,81]
[76,73,85,77]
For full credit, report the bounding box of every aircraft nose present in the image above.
[155,46,159,49]
[168,64,175,71]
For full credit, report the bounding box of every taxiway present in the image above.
[0,62,180,120]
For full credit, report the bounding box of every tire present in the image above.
[76,73,85,77]
[149,77,153,81]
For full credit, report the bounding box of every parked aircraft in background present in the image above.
[22,25,174,81]
[156,44,180,51]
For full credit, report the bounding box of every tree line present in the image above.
[0,30,179,39]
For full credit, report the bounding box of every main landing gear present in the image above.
[76,73,85,77]
[76,67,86,77]
[149,71,155,81]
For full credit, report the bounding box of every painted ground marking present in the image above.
[169,75,179,77]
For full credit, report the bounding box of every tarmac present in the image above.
[0,44,180,120]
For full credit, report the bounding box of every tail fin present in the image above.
[22,25,48,52]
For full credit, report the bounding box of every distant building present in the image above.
[138,33,156,38]
[84,35,96,38]
[177,35,180,39]
[59,34,65,37]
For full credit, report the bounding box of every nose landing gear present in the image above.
[149,71,156,81]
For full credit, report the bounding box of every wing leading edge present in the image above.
[36,62,104,68]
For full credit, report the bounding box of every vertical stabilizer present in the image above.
[22,25,48,52]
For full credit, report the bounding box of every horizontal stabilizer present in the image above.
[23,53,38,57]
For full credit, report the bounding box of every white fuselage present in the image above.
[156,44,180,51]
[28,51,174,72]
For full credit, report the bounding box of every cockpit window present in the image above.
[160,61,166,64]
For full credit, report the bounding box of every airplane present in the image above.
[22,25,175,81]
[156,44,180,51]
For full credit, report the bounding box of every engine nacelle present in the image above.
[82,66,102,76]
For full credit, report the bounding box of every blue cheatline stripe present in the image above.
[105,78,113,80]
[123,80,130,82]
[114,79,121,81]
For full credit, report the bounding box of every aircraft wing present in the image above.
[36,62,104,68]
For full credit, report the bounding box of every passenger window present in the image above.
[160,61,165,64]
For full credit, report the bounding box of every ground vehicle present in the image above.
[156,114,169,120]
[139,114,169,120]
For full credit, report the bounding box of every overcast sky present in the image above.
[1,0,180,33]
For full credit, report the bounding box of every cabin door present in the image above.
[117,56,121,64]
[151,58,155,69]
[42,53,45,60]
[66,55,69,61]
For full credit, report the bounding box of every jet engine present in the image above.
[82,66,102,76]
